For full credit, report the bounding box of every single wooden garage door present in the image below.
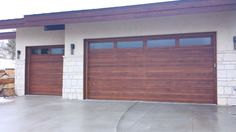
[85,32,216,104]
[26,46,64,96]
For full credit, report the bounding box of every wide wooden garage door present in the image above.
[85,33,216,104]
[26,46,64,96]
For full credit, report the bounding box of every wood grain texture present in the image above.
[26,46,63,96]
[85,32,216,104]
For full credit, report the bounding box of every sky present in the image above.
[0,0,175,20]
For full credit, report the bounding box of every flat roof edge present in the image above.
[0,19,24,30]
[0,0,236,29]
[0,32,16,40]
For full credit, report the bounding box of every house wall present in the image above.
[65,10,236,105]
[15,27,65,95]
[15,10,236,105]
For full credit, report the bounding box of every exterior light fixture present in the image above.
[70,43,75,55]
[234,36,236,50]
[17,50,21,59]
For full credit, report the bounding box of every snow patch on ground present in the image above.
[0,97,14,104]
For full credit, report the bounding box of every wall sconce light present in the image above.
[17,50,21,59]
[70,43,75,55]
[234,36,236,50]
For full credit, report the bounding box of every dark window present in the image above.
[90,42,113,49]
[41,48,49,54]
[51,48,64,55]
[44,24,65,31]
[179,37,211,46]
[31,49,41,55]
[117,41,143,48]
[31,48,49,55]
[147,39,176,48]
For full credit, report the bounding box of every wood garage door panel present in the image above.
[145,51,214,67]
[30,88,61,95]
[88,79,145,90]
[87,74,215,103]
[88,67,145,79]
[26,46,64,96]
[88,91,215,104]
[86,33,216,104]
[30,78,62,85]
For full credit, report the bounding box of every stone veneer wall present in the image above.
[62,55,84,99]
[217,51,236,105]
[15,60,25,96]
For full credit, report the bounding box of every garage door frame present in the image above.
[84,32,217,103]
[25,45,64,95]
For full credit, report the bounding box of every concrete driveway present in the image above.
[0,96,236,132]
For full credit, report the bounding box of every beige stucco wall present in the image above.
[15,27,65,95]
[15,10,236,105]
[66,11,236,54]
[16,27,65,59]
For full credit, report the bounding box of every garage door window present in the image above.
[90,42,113,49]
[147,39,176,48]
[41,48,50,54]
[31,49,41,55]
[31,47,64,55]
[32,48,49,55]
[179,37,211,46]
[117,41,143,48]
[51,48,64,55]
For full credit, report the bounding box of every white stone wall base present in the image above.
[217,51,236,105]
[62,56,84,100]
[15,60,25,96]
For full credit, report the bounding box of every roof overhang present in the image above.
[0,19,24,29]
[0,0,236,29]
[0,32,16,40]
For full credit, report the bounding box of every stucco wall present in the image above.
[15,10,236,105]
[15,27,65,96]
[65,10,236,105]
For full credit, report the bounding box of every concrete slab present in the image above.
[0,96,235,132]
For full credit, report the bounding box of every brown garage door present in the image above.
[85,32,216,104]
[26,45,64,96]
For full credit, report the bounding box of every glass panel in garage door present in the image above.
[179,37,211,46]
[90,42,114,49]
[51,48,64,55]
[117,41,143,48]
[31,48,49,55]
[147,39,176,48]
